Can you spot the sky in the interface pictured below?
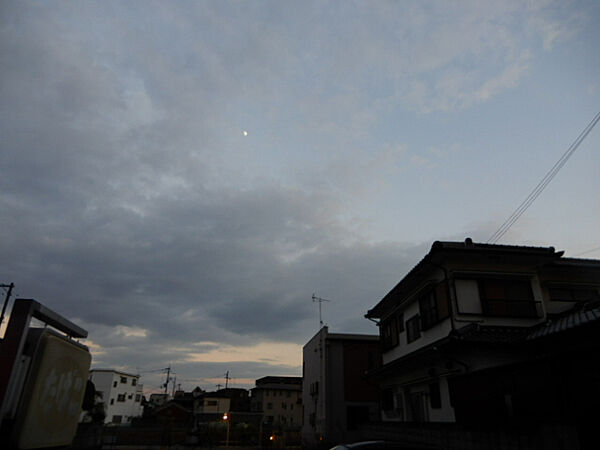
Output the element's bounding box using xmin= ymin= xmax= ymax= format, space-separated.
xmin=1 ymin=0 xmax=599 ymax=393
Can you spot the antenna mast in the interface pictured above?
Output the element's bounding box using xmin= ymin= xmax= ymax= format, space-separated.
xmin=312 ymin=293 xmax=331 ymax=328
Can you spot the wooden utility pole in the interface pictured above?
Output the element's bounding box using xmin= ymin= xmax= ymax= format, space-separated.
xmin=163 ymin=367 xmax=171 ymax=395
xmin=0 ymin=283 xmax=14 ymax=329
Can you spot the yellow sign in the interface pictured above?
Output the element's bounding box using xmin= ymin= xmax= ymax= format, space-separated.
xmin=15 ymin=330 xmax=91 ymax=449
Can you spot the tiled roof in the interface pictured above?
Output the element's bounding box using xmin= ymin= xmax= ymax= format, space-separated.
xmin=453 ymin=324 xmax=530 ymax=343
xmin=366 ymin=239 xmax=562 ymax=319
xmin=453 ymin=305 xmax=600 ymax=344
xmin=526 ymin=306 xmax=600 ymax=340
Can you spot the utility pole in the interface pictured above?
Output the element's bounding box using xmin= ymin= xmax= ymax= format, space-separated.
xmin=312 ymin=293 xmax=331 ymax=328
xmin=224 ymin=371 xmax=231 ymax=389
xmin=163 ymin=367 xmax=171 ymax=395
xmin=171 ymin=375 xmax=177 ymax=397
xmin=0 ymin=283 xmax=14 ymax=329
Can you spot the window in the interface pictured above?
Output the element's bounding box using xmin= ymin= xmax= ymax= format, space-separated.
xmin=132 ymin=378 xmax=137 ymax=386
xmin=206 ymin=400 xmax=217 ymax=406
xmin=112 ymin=415 xmax=122 ymax=424
xmin=281 ymin=402 xmax=287 ymax=409
xmin=419 ymin=283 xmax=450 ymax=330
xmin=267 ymin=402 xmax=273 ymax=410
xmin=286 ymin=391 xmax=291 ymax=398
xmin=381 ymin=312 xmax=403 ymax=350
xmin=135 ymin=394 xmax=141 ymax=402
xmin=406 ymin=314 xmax=421 ymax=343
xmin=549 ymin=286 xmax=599 ymax=302
xmin=120 ymin=376 xmax=127 ymax=384
xmin=479 ymin=278 xmax=537 ymax=317
xmin=429 ymin=382 xmax=441 ymax=409
xmin=395 ymin=392 xmax=404 ymax=420
xmin=382 ymin=388 xmax=394 ymax=411
xmin=110 ymin=399 xmax=114 ymax=405
xmin=419 ymin=290 xmax=438 ymax=330
xmin=128 ymin=394 xmax=133 ymax=400
xmin=113 ymin=381 xmax=118 ymax=388
xmin=117 ymin=394 xmax=126 ymax=402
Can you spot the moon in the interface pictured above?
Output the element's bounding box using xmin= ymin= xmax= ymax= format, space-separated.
xmin=243 ymin=130 xmax=248 ymax=136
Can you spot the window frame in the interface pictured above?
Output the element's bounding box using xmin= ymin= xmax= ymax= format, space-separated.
xmin=478 ymin=277 xmax=539 ymax=318
xmin=406 ymin=314 xmax=421 ymax=343
xmin=419 ymin=290 xmax=438 ymax=330
xmin=429 ymin=382 xmax=441 ymax=409
xmin=454 ymin=275 xmax=540 ymax=318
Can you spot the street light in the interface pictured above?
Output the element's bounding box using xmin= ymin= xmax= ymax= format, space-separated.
xmin=223 ymin=412 xmax=230 ymax=449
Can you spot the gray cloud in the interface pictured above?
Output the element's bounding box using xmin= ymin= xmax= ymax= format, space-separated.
xmin=1 ymin=0 xmax=593 ymax=389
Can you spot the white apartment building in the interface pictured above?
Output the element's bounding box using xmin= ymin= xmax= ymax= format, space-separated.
xmin=88 ymin=369 xmax=143 ymax=425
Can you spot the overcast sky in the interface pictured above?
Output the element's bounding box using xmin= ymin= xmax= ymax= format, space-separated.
xmin=1 ymin=0 xmax=599 ymax=392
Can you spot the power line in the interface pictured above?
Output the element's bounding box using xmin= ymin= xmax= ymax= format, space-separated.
xmin=574 ymin=245 xmax=600 ymax=257
xmin=488 ymin=110 xmax=600 ymax=244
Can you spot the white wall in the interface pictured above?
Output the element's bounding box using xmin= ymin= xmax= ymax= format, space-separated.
xmin=382 ymin=298 xmax=452 ymax=365
xmin=89 ymin=371 xmax=142 ymax=424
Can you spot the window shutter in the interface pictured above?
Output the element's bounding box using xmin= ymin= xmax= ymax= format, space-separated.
xmin=436 ymin=281 xmax=450 ymax=319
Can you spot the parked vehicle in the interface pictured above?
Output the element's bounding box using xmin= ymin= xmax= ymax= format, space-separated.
xmin=330 ymin=441 xmax=388 ymax=449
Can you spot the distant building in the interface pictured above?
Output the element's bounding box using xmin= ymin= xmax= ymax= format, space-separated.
xmin=251 ymin=376 xmax=302 ymax=428
xmin=148 ymin=393 xmax=168 ymax=408
xmin=195 ymin=391 xmax=230 ymax=414
xmin=365 ymin=239 xmax=600 ymax=447
xmin=88 ymin=369 xmax=143 ymax=425
xmin=193 ymin=387 xmax=251 ymax=429
xmin=302 ymin=327 xmax=380 ymax=447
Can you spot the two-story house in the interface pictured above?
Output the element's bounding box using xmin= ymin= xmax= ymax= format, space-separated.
xmin=365 ymin=239 xmax=600 ymax=434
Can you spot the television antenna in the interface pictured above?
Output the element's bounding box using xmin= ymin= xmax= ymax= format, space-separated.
xmin=312 ymin=293 xmax=331 ymax=328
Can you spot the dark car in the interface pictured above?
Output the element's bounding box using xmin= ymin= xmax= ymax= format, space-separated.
xmin=330 ymin=441 xmax=389 ymax=449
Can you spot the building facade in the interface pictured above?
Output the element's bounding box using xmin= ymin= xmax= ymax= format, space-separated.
xmin=302 ymin=327 xmax=380 ymax=448
xmin=88 ymin=369 xmax=143 ymax=425
xmin=365 ymin=239 xmax=600 ymax=445
xmin=251 ymin=376 xmax=302 ymax=428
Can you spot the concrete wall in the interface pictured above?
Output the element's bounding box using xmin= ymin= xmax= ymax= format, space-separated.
xmin=302 ymin=327 xmax=326 ymax=447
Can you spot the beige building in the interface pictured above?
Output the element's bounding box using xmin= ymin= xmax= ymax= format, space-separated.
xmin=251 ymin=376 xmax=302 ymax=428
xmin=196 ymin=393 xmax=230 ymax=414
